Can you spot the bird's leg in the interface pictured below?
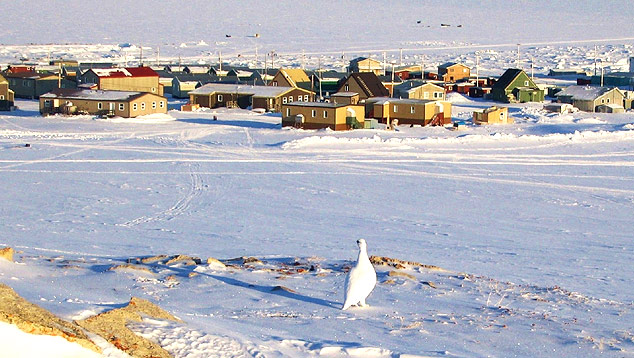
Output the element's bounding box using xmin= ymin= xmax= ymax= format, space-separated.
xmin=358 ymin=299 xmax=367 ymax=307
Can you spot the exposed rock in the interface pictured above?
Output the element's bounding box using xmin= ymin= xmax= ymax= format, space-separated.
xmin=108 ymin=264 xmax=153 ymax=274
xmin=0 ymin=284 xmax=100 ymax=353
xmin=271 ymin=285 xmax=297 ymax=294
xmin=0 ymin=247 xmax=14 ymax=262
xmin=126 ymin=255 xmax=169 ymax=265
xmin=165 ymin=255 xmax=202 ymax=266
xmin=370 ymin=255 xmax=445 ymax=271
xmin=388 ymin=270 xmax=417 ymax=281
xmin=423 ymin=281 xmax=437 ymax=289
xmin=243 ymin=257 xmax=262 ymax=264
xmin=76 ymin=297 xmax=182 ymax=358
xmin=382 ymin=279 xmax=397 ymax=285
xmin=206 ymin=257 xmax=226 ymax=268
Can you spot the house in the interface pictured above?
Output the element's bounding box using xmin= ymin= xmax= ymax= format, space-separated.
xmin=4 ymin=72 xmax=76 ymax=99
xmin=0 ymin=74 xmax=15 ymax=110
xmin=171 ymin=74 xmax=224 ymax=98
xmin=188 ymin=83 xmax=314 ymax=112
xmin=281 ymin=102 xmax=366 ymax=130
xmin=590 ymin=72 xmax=634 ymax=87
xmin=543 ymin=103 xmax=575 ymax=114
xmin=393 ymin=80 xmax=445 ymax=100
xmin=379 ymin=74 xmax=403 ymax=96
xmin=338 ymin=72 xmax=389 ymax=101
xmin=311 ymin=70 xmax=347 ymax=99
xmin=473 ymin=106 xmax=513 ymax=125
xmin=490 ymin=68 xmax=545 ymax=103
xmin=438 ymin=62 xmax=470 ymax=82
xmin=39 ymin=88 xmax=167 ymax=118
xmin=268 ymin=68 xmax=311 ymax=89
xmin=366 ymin=98 xmax=452 ymax=126
xmin=348 ymin=57 xmax=383 ymax=75
xmin=183 ymin=65 xmax=211 ymax=74
xmin=330 ymin=92 xmax=360 ymax=105
xmin=80 ymin=67 xmax=163 ymax=96
xmin=555 ymin=85 xmax=625 ymax=112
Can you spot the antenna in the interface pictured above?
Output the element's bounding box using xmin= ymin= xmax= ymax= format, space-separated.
xmin=516 ymin=43 xmax=521 ymax=69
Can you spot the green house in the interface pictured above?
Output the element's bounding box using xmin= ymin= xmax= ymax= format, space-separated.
xmin=491 ymin=68 xmax=544 ymax=103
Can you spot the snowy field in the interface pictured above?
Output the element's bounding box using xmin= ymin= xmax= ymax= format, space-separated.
xmin=1 ymin=97 xmax=633 ymax=357
xmin=1 ymin=1 xmax=634 ymax=357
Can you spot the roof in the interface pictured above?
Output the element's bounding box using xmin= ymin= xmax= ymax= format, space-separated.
xmin=0 ymin=73 xmax=7 ymax=84
xmin=369 ymin=97 xmax=443 ymax=105
xmin=345 ymin=72 xmax=389 ymax=97
xmin=189 ymin=83 xmax=302 ymax=98
xmin=284 ymin=102 xmax=353 ymax=108
xmin=331 ymin=92 xmax=359 ymax=97
xmin=40 ymin=88 xmax=160 ymax=101
xmin=438 ymin=62 xmax=463 ymax=69
xmin=87 ymin=67 xmax=159 ymax=78
xmin=492 ymin=68 xmax=532 ymax=90
xmin=276 ymin=69 xmax=311 ymax=87
xmin=555 ymin=85 xmax=621 ymax=100
xmin=4 ymin=71 xmax=57 ymax=80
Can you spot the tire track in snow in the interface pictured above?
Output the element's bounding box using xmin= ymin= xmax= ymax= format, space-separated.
xmin=119 ymin=164 xmax=204 ymax=227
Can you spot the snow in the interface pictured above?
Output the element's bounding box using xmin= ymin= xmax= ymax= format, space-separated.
xmin=1 ymin=2 xmax=634 ymax=357
xmin=1 ymin=96 xmax=633 ymax=357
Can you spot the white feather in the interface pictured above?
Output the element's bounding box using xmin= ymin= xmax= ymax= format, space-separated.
xmin=342 ymin=239 xmax=377 ymax=310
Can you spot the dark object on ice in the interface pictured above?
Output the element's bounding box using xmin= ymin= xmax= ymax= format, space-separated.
xmin=225 ymin=34 xmax=231 ymax=38
xmin=440 ymin=23 xmax=450 ymax=27
xmin=24 ymin=143 xmax=30 ymax=148
xmin=213 ymin=115 xmax=218 ymax=121
xmin=416 ymin=20 xmax=421 ymax=24
xmin=457 ymin=24 xmax=463 ymax=28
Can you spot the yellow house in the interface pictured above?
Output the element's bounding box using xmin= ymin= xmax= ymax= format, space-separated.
xmin=367 ymin=98 xmax=452 ymax=126
xmin=473 ymin=106 xmax=513 ymax=124
xmin=0 ymin=73 xmax=15 ymax=110
xmin=330 ymin=92 xmax=360 ymax=105
xmin=438 ymin=62 xmax=471 ymax=82
xmin=269 ymin=69 xmax=311 ymax=88
xmin=282 ymin=102 xmax=365 ymax=130
xmin=39 ymin=88 xmax=167 ymax=118
xmin=348 ymin=57 xmax=383 ymax=75
xmin=80 ymin=67 xmax=163 ymax=96
xmin=393 ymin=81 xmax=445 ymax=100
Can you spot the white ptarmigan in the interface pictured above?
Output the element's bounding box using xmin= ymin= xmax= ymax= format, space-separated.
xmin=342 ymin=239 xmax=377 ymax=310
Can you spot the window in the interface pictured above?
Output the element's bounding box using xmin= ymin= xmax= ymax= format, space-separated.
xmin=607 ymin=98 xmax=610 ymax=103
xmin=410 ymin=106 xmax=415 ymax=114
xmin=289 ymin=96 xmax=293 ymax=102
xmin=434 ymin=92 xmax=442 ymax=99
xmin=152 ymin=101 xmax=157 ymax=109
xmin=304 ymin=95 xmax=309 ymax=101
xmin=286 ymin=108 xmax=290 ymax=116
xmin=272 ymin=81 xmax=278 ymax=86
xmin=133 ymin=103 xmax=138 ymax=111
xmin=217 ymin=94 xmax=223 ymax=101
xmin=97 ymin=102 xmax=102 ymax=110
xmin=323 ymin=110 xmax=328 ymax=118
xmin=151 ymin=87 xmax=156 ymax=93
xmin=159 ymin=101 xmax=164 ymax=108
xmin=296 ymin=96 xmax=302 ymax=102
xmin=44 ymin=99 xmax=51 ymax=107
xmin=0 ymin=95 xmax=3 ymax=100
xmin=311 ymin=109 xmax=316 ymax=117
xmin=141 ymin=102 xmax=146 ymax=110
xmin=283 ymin=97 xmax=287 ymax=104
xmin=463 ymin=68 xmax=468 ymax=73
xmin=344 ymin=84 xmax=349 ymax=91
xmin=423 ymin=92 xmax=429 ymax=99
xmin=393 ymin=105 xmax=398 ymax=113
xmin=524 ymin=81 xmax=529 ymax=86
xmin=23 ymin=80 xmax=28 ymax=86
xmin=118 ymin=103 xmax=124 ymax=111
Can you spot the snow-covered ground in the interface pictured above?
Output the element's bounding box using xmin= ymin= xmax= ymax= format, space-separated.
xmin=1 ymin=98 xmax=633 ymax=357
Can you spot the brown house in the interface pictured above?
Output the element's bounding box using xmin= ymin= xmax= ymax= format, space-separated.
xmin=189 ymin=83 xmax=314 ymax=112
xmin=0 ymin=74 xmax=15 ymax=110
xmin=366 ymin=98 xmax=452 ymax=126
xmin=438 ymin=62 xmax=471 ymax=82
xmin=80 ymin=67 xmax=163 ymax=96
xmin=282 ymin=102 xmax=365 ymax=130
xmin=338 ymin=72 xmax=389 ymax=101
xmin=330 ymin=92 xmax=360 ymax=105
xmin=39 ymin=88 xmax=167 ymax=118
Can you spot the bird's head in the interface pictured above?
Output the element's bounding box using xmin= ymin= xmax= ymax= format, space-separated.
xmin=356 ymin=239 xmax=367 ymax=250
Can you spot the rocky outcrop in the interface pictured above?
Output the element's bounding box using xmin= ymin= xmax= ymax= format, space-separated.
xmin=0 ymin=284 xmax=101 ymax=353
xmin=0 ymin=247 xmax=14 ymax=261
xmin=75 ymin=297 xmax=182 ymax=358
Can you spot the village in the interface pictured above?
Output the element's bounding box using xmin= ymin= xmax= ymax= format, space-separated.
xmin=2 ymin=46 xmax=634 ymax=131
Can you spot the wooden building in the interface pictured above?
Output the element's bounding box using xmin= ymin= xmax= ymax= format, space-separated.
xmin=438 ymin=62 xmax=471 ymax=82
xmin=330 ymin=92 xmax=360 ymax=105
xmin=269 ymin=69 xmax=311 ymax=88
xmin=188 ymin=83 xmax=314 ymax=112
xmin=338 ymin=72 xmax=389 ymax=101
xmin=4 ymin=72 xmax=76 ymax=99
xmin=366 ymin=98 xmax=452 ymax=126
xmin=39 ymin=88 xmax=167 ymax=118
xmin=348 ymin=57 xmax=383 ymax=75
xmin=281 ymin=102 xmax=365 ymax=130
xmin=80 ymin=67 xmax=163 ymax=96
xmin=491 ymin=68 xmax=544 ymax=103
xmin=473 ymin=106 xmax=512 ymax=125
xmin=0 ymin=73 xmax=15 ymax=110
xmin=555 ymin=85 xmax=625 ymax=112
xmin=393 ymin=80 xmax=445 ymax=100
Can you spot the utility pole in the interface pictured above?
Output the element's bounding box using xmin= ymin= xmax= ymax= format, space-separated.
xmin=219 ymin=51 xmax=222 ymax=73
xmin=383 ymin=52 xmax=387 ymax=76
xmin=390 ymin=62 xmax=395 ymax=97
xmin=475 ymin=52 xmax=480 ymax=85
xmin=420 ymin=54 xmax=424 ymax=80
xmin=530 ymin=56 xmax=534 ymax=80
xmin=58 ymin=61 xmax=62 ymax=88
xmin=318 ymin=56 xmax=323 ymax=100
xmin=139 ymin=44 xmax=143 ymax=66
xmin=399 ymin=48 xmax=403 ymax=66
xmin=156 ymin=47 xmax=160 ymax=66
xmin=264 ymin=53 xmax=268 ymax=85
xmin=301 ymin=49 xmax=305 ymax=70
xmin=516 ymin=43 xmax=521 ymax=69
xmin=594 ymin=45 xmax=598 ymax=76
